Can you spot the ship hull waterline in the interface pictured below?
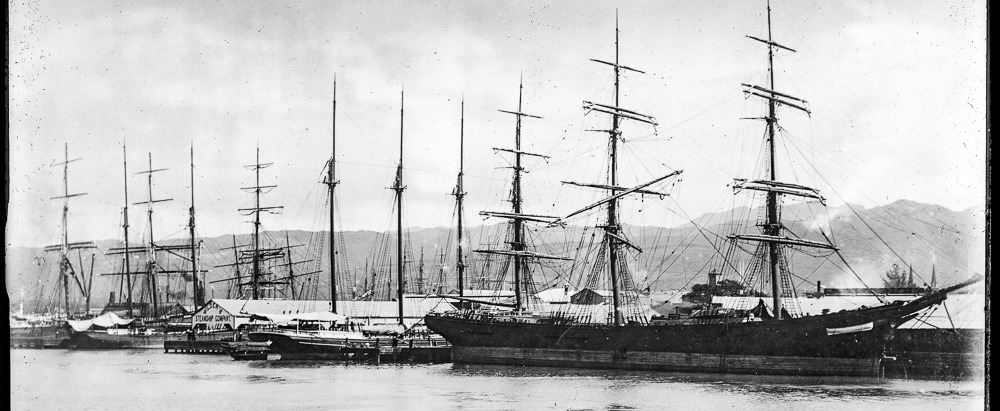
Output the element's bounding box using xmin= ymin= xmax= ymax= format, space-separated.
xmin=425 ymin=296 xmax=949 ymax=377
xmin=63 ymin=331 xmax=169 ymax=350
xmin=250 ymin=331 xmax=453 ymax=363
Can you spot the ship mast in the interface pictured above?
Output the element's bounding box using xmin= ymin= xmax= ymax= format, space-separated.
xmin=575 ymin=13 xmax=660 ymax=326
xmin=418 ymin=248 xmax=425 ymax=294
xmin=230 ymin=236 xmax=241 ymax=298
xmin=285 ymin=233 xmax=296 ymax=299
xmin=189 ymin=145 xmax=201 ymax=310
xmin=511 ymin=81 xmax=525 ymax=311
xmin=392 ymin=88 xmax=406 ymax=325
xmin=763 ymin=0 xmax=781 ymax=320
xmin=452 ymin=99 xmax=467 ymax=297
xmin=253 ymin=148 xmax=261 ymax=299
xmin=477 ymin=77 xmax=565 ymax=312
xmin=238 ymin=146 xmax=283 ymax=300
xmin=326 ymin=77 xmax=341 ymax=313
xmin=607 ymin=14 xmax=624 ymax=326
xmin=135 ymin=153 xmax=171 ymax=316
xmin=731 ymin=0 xmax=827 ymax=320
xmin=48 ymin=143 xmax=94 ymax=318
xmin=122 ymin=144 xmax=133 ymax=317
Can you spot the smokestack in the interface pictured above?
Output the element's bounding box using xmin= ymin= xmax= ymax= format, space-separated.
xmin=816 ymin=281 xmax=822 ymax=294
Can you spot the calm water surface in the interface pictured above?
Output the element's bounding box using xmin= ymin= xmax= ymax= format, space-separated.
xmin=10 ymin=349 xmax=984 ymax=410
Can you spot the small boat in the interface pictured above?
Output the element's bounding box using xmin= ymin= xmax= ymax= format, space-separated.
xmin=222 ymin=340 xmax=273 ymax=361
xmin=64 ymin=313 xmax=168 ymax=349
xmin=9 ymin=311 xmax=71 ymax=349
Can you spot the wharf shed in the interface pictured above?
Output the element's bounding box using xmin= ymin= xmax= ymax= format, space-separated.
xmin=191 ymin=298 xmax=455 ymax=331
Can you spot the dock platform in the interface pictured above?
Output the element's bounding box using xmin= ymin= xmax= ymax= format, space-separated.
xmin=163 ymin=340 xmax=228 ymax=354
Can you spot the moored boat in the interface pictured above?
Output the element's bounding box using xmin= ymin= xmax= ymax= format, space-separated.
xmin=426 ymin=278 xmax=979 ymax=375
xmin=249 ymin=82 xmax=451 ymax=363
xmin=64 ymin=312 xmax=169 ymax=349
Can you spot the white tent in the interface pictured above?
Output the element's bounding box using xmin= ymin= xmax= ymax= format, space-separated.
xmin=67 ymin=312 xmax=135 ymax=332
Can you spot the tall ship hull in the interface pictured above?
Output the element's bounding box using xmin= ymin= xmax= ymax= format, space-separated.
xmin=249 ymin=330 xmax=376 ymax=361
xmin=427 ymin=288 xmax=966 ymax=377
xmin=250 ymin=329 xmax=452 ymax=363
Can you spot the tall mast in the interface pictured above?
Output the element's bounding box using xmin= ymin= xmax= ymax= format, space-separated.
xmin=61 ymin=145 xmax=71 ymax=316
xmin=512 ymin=79 xmax=525 ymax=311
xmin=418 ymin=248 xmax=425 ymax=294
xmin=189 ymin=145 xmax=200 ymax=310
xmin=253 ymin=147 xmax=261 ymax=299
xmin=231 ymin=235 xmax=241 ymax=298
xmin=454 ymin=98 xmax=466 ymax=296
xmin=285 ymin=233 xmax=296 ymax=300
xmin=479 ymin=77 xmax=563 ymax=312
xmin=135 ymin=153 xmax=170 ymax=317
xmin=236 ymin=146 xmax=281 ymax=299
xmin=327 ymin=77 xmax=340 ymax=313
xmin=393 ymin=88 xmax=406 ymax=325
xmin=764 ymin=0 xmax=781 ymax=320
xmin=606 ymin=13 xmax=623 ymax=326
xmin=50 ymin=143 xmax=89 ymax=317
xmin=122 ymin=143 xmax=133 ymax=317
xmin=735 ymin=0 xmax=817 ymax=320
xmin=577 ymin=11 xmax=660 ymax=325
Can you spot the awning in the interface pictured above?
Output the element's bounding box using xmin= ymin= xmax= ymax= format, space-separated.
xmin=68 ymin=312 xmax=135 ymax=332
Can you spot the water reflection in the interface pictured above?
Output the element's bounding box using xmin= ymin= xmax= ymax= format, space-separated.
xmin=445 ymin=363 xmax=982 ymax=402
xmin=11 ymin=350 xmax=984 ymax=411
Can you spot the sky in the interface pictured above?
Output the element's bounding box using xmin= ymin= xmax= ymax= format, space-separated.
xmin=7 ymin=0 xmax=987 ymax=248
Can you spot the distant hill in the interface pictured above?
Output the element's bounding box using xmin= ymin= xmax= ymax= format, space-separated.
xmin=6 ymin=200 xmax=985 ymax=312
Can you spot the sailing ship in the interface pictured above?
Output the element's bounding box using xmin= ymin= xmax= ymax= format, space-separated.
xmin=64 ymin=146 xmax=203 ymax=349
xmin=9 ymin=144 xmax=95 ymax=349
xmin=425 ymin=6 xmax=982 ymax=377
xmin=247 ymin=79 xmax=371 ymax=360
xmin=251 ymin=83 xmax=451 ymax=362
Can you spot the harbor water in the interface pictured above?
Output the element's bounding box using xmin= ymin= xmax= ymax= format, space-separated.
xmin=11 ymin=349 xmax=984 ymax=410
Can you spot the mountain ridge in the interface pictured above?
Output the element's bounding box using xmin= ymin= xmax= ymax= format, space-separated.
xmin=6 ymin=199 xmax=985 ymax=312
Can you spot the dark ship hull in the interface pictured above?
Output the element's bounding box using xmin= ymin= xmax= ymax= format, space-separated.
xmin=250 ymin=331 xmax=452 ymax=363
xmin=426 ymin=284 xmax=969 ymax=377
xmin=249 ymin=331 xmax=377 ymax=361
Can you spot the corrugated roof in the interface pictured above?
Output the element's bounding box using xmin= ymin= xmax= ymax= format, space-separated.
xmin=202 ymin=298 xmax=455 ymax=320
